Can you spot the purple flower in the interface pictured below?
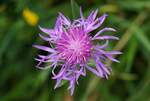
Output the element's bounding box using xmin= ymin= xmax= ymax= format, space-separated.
xmin=33 ymin=8 xmax=121 ymax=95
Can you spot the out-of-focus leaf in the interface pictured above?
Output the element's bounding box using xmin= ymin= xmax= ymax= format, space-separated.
xmin=80 ymin=77 xmax=99 ymax=101
xmin=118 ymin=73 xmax=137 ymax=81
xmin=110 ymin=13 xmax=149 ymax=54
xmin=100 ymin=4 xmax=119 ymax=13
xmin=37 ymin=88 xmax=50 ymax=101
xmin=117 ymin=1 xmax=150 ymax=11
xmin=128 ymin=62 xmax=150 ymax=101
xmin=1 ymin=70 xmax=50 ymax=101
xmin=70 ymin=0 xmax=80 ymax=19
xmin=134 ymin=27 xmax=150 ymax=54
xmin=0 ymin=4 xmax=6 ymax=12
xmin=125 ymin=38 xmax=137 ymax=72
xmin=0 ymin=20 xmax=23 ymax=63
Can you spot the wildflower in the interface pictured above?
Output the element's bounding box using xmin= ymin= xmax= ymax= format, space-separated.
xmin=23 ymin=8 xmax=39 ymax=26
xmin=33 ymin=8 xmax=121 ymax=95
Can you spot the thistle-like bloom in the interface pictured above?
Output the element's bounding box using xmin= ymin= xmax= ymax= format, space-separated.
xmin=33 ymin=9 xmax=121 ymax=95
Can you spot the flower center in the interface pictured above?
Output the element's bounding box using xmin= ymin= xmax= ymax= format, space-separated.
xmin=68 ymin=40 xmax=82 ymax=52
xmin=56 ymin=27 xmax=92 ymax=64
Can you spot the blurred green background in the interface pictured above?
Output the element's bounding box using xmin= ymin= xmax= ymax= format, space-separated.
xmin=0 ymin=0 xmax=150 ymax=101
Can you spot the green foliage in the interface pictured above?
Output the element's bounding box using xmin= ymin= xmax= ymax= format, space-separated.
xmin=0 ymin=0 xmax=150 ymax=101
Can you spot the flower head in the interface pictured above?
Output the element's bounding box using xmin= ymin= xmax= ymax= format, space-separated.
xmin=33 ymin=8 xmax=121 ymax=95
